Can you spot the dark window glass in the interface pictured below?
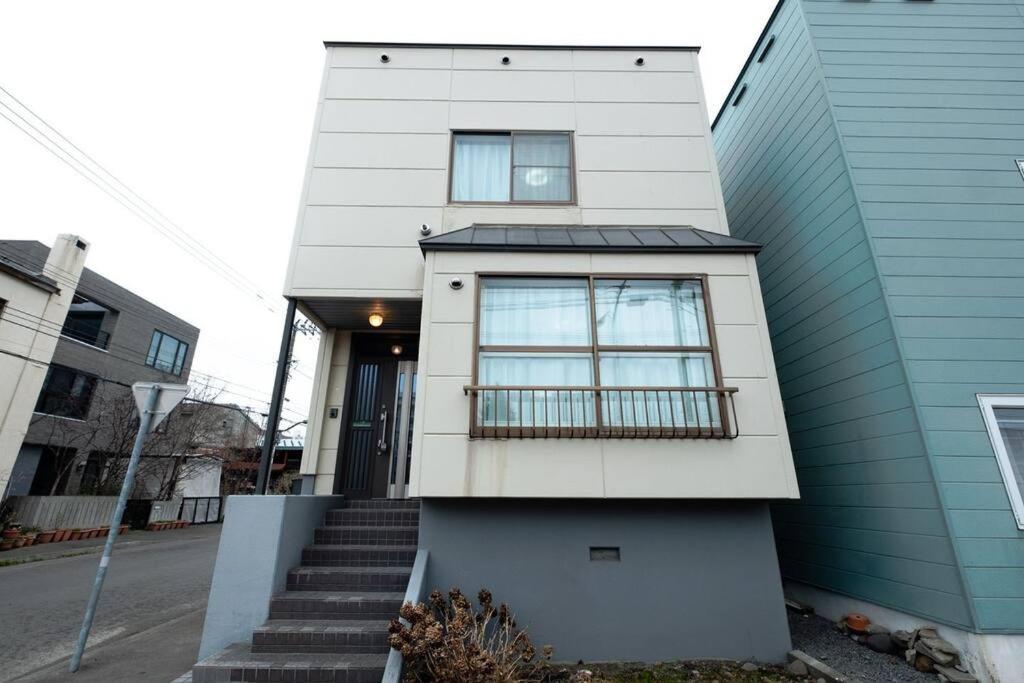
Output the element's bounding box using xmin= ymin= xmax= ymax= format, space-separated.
xmin=35 ymin=365 xmax=97 ymax=419
xmin=146 ymin=330 xmax=189 ymax=375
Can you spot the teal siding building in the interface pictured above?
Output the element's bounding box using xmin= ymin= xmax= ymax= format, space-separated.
xmin=713 ymin=1 xmax=1024 ymax=678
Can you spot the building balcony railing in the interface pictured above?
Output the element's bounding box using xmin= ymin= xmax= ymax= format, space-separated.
xmin=60 ymin=325 xmax=111 ymax=350
xmin=463 ymin=385 xmax=739 ymax=439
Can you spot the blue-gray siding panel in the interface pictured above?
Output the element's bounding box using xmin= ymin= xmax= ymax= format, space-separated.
xmin=713 ymin=0 xmax=974 ymax=631
xmin=805 ymin=0 xmax=1024 ymax=632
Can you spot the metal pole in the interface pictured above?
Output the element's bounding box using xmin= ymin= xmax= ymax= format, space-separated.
xmin=69 ymin=384 xmax=160 ymax=673
xmin=256 ymin=298 xmax=296 ymax=495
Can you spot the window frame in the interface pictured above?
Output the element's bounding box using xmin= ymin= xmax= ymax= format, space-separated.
xmin=34 ymin=363 xmax=98 ymax=421
xmin=978 ymin=394 xmax=1024 ymax=530
xmin=448 ymin=130 xmax=577 ymax=205
xmin=470 ymin=272 xmax=728 ymax=437
xmin=146 ymin=329 xmax=189 ymax=376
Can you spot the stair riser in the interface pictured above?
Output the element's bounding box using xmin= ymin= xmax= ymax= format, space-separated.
xmin=191 ymin=664 xmax=384 ymax=682
xmin=288 ymin=573 xmax=410 ymax=593
xmin=302 ymin=547 xmax=416 ymax=568
xmin=269 ymin=600 xmax=404 ymax=621
xmin=341 ymin=500 xmax=419 ymax=510
xmin=325 ymin=510 xmax=420 ymax=526
xmin=253 ymin=631 xmax=389 ymax=655
xmin=314 ymin=528 xmax=418 ymax=546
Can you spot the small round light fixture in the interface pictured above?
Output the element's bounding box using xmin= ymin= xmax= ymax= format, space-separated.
xmin=380 ymin=53 xmax=390 ymax=63
xmin=368 ymin=312 xmax=384 ymax=328
xmin=635 ymin=56 xmax=645 ymax=67
xmin=501 ymin=56 xmax=511 ymax=65
xmin=391 ymin=344 xmax=403 ymax=356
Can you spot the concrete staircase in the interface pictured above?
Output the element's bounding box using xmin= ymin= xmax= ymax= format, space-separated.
xmin=186 ymin=499 xmax=420 ymax=683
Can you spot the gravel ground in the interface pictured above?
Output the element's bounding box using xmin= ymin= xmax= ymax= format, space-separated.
xmin=788 ymin=611 xmax=936 ymax=683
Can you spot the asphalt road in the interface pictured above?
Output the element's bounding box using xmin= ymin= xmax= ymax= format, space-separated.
xmin=0 ymin=524 xmax=221 ymax=682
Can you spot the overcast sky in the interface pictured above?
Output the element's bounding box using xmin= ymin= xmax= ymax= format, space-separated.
xmin=0 ymin=0 xmax=777 ymax=436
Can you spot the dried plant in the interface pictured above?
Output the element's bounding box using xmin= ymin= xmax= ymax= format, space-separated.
xmin=388 ymin=587 xmax=553 ymax=682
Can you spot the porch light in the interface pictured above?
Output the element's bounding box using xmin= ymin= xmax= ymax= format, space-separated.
xmin=368 ymin=312 xmax=384 ymax=328
xmin=391 ymin=344 xmax=403 ymax=356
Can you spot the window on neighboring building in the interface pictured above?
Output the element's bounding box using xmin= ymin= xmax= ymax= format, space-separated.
xmin=35 ymin=364 xmax=97 ymax=420
xmin=61 ymin=294 xmax=113 ymax=349
xmin=146 ymin=330 xmax=189 ymax=375
xmin=979 ymin=395 xmax=1024 ymax=530
xmin=450 ymin=131 xmax=573 ymax=203
xmin=475 ymin=276 xmax=722 ymax=432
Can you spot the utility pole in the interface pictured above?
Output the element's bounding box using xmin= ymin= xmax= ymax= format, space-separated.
xmin=256 ymin=298 xmax=297 ymax=495
xmin=70 ymin=382 xmax=187 ymax=673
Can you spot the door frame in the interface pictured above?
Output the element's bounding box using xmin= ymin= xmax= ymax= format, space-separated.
xmin=332 ymin=333 xmax=419 ymax=496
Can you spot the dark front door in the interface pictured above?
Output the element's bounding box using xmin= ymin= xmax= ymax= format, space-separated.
xmin=338 ymin=335 xmax=418 ymax=499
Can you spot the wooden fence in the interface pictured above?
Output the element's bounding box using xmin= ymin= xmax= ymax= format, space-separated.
xmin=7 ymin=495 xmax=182 ymax=530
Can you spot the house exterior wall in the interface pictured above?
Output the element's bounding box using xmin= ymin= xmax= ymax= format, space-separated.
xmin=0 ymin=235 xmax=88 ymax=497
xmin=284 ymin=45 xmax=727 ymax=304
xmin=713 ymin=0 xmax=1024 ymax=642
xmin=411 ymin=249 xmax=798 ymax=499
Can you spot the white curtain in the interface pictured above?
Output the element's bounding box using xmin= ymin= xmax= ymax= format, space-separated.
xmin=479 ymin=353 xmax=594 ymax=427
xmin=595 ymin=279 xmax=708 ymax=346
xmin=480 ymin=278 xmax=591 ymax=346
xmin=512 ymin=133 xmax=571 ymax=201
xmin=600 ymin=353 xmax=719 ymax=428
xmin=451 ymin=134 xmax=510 ymax=201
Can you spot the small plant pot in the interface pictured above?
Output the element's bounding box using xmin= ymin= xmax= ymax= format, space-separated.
xmin=176 ymin=521 xmax=185 ymax=529
xmin=69 ymin=530 xmax=83 ymax=541
xmin=146 ymin=523 xmax=158 ymax=531
xmin=57 ymin=529 xmax=70 ymax=542
xmin=101 ymin=527 xmax=110 ymax=537
xmin=23 ymin=534 xmax=37 ymax=546
xmin=119 ymin=525 xmax=130 ymax=534
xmin=37 ymin=531 xmax=56 ymax=544
xmin=2 ymin=528 xmax=20 ymax=540
xmin=0 ymin=538 xmax=14 ymax=551
xmin=12 ymin=537 xmax=26 ymax=548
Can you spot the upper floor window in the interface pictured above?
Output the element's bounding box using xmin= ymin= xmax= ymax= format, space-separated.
xmin=979 ymin=395 xmax=1024 ymax=530
xmin=147 ymin=330 xmax=188 ymax=375
xmin=61 ymin=294 xmax=112 ymax=350
xmin=472 ymin=276 xmax=731 ymax=437
xmin=450 ymin=131 xmax=573 ymax=204
xmin=35 ymin=364 xmax=97 ymax=420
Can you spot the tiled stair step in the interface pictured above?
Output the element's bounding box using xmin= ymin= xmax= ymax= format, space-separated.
xmin=325 ymin=508 xmax=420 ymax=526
xmin=191 ymin=642 xmax=386 ymax=683
xmin=252 ymin=620 xmax=390 ymax=655
xmin=314 ymin=525 xmax=418 ymax=546
xmin=302 ymin=544 xmax=417 ymax=568
xmin=269 ymin=591 xmax=405 ymax=621
xmin=341 ymin=499 xmax=420 ymax=510
xmin=288 ymin=566 xmax=412 ymax=592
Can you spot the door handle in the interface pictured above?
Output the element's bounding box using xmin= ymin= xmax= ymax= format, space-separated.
xmin=376 ymin=404 xmax=388 ymax=454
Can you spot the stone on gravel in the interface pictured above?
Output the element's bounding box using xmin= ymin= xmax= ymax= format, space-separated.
xmin=914 ymin=654 xmax=936 ymax=673
xmin=916 ymin=639 xmax=956 ymax=665
xmin=786 ymin=660 xmax=809 ymax=676
xmin=934 ymin=665 xmax=978 ymax=683
xmin=892 ymin=630 xmax=913 ymax=649
xmin=866 ymin=633 xmax=894 ymax=653
xmin=740 ymin=662 xmax=758 ymax=672
xmin=866 ymin=623 xmax=891 ymax=635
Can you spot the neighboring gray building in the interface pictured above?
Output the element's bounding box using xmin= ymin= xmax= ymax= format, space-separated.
xmin=0 ymin=240 xmax=200 ymax=497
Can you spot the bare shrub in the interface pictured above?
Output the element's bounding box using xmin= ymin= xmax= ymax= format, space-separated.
xmin=388 ymin=587 xmax=552 ymax=682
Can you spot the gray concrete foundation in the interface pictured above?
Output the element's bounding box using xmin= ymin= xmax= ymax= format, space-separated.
xmin=419 ymin=498 xmax=792 ymax=663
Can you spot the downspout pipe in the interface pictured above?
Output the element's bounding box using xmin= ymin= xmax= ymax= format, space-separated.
xmin=256 ymin=298 xmax=297 ymax=494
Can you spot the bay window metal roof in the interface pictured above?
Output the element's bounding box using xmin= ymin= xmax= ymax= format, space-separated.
xmin=419 ymin=225 xmax=761 ymax=255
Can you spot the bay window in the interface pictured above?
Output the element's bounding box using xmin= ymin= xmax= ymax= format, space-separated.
xmin=472 ymin=275 xmax=730 ymax=437
xmin=450 ymin=132 xmax=573 ymax=203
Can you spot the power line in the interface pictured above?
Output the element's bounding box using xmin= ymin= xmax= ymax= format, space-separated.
xmin=0 ymin=87 xmax=280 ymax=312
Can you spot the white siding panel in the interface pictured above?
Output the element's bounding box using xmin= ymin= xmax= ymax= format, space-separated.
xmin=576 ymin=136 xmax=711 ymax=172
xmin=306 ymin=168 xmax=446 ymax=206
xmin=449 ymin=101 xmax=575 ymax=131
xmin=325 ymin=68 xmax=451 ymax=100
xmin=442 ymin=205 xmax=582 ymax=230
xmin=290 ymin=246 xmax=424 ymax=292
xmin=451 ymin=70 xmax=573 ymax=102
xmin=578 ymin=171 xmax=718 ymax=209
xmin=424 ymin=323 xmax=474 ymax=376
xmin=453 ymin=49 xmax=573 ymax=70
xmin=427 ymin=273 xmax=477 ymax=324
xmin=717 ymin=325 xmax=769 ymax=379
xmin=313 ymin=133 xmax=449 ymax=168
xmin=300 ymin=206 xmax=444 ymax=247
xmin=320 ymin=100 xmax=450 ymax=133
xmin=708 ymin=275 xmax=758 ymax=325
xmin=574 ymin=71 xmax=700 ymax=103
xmin=329 ymin=46 xmax=453 ymax=69
xmin=571 ymin=49 xmax=695 ymax=72
xmin=576 ymin=103 xmax=706 ymax=136
xmin=580 ymin=208 xmax=723 ymax=230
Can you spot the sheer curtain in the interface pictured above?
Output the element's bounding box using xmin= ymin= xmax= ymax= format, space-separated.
xmin=595 ymin=279 xmax=708 ymax=346
xmin=479 ymin=353 xmax=595 ymax=427
xmin=480 ymin=278 xmax=591 ymax=346
xmin=600 ymin=353 xmax=719 ymax=428
xmin=451 ymin=134 xmax=510 ymax=202
xmin=512 ymin=133 xmax=571 ymax=201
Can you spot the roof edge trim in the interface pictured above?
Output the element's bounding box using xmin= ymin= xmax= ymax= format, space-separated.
xmin=324 ymin=41 xmax=700 ymax=52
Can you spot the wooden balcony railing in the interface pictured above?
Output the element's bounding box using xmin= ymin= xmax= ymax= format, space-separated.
xmin=463 ymin=385 xmax=739 ymax=439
